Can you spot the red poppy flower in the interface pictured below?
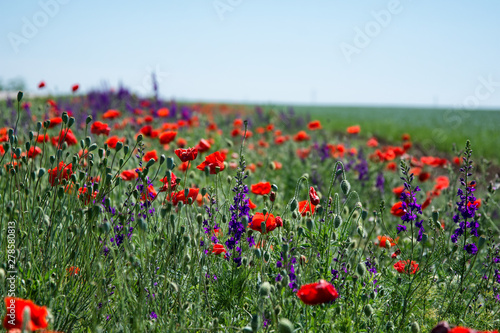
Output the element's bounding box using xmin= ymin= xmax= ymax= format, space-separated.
xmin=36 ymin=134 xmax=50 ymax=143
xmin=251 ymin=182 xmax=271 ymax=195
xmin=176 ymin=138 xmax=187 ymax=148
xmin=296 ymin=280 xmax=339 ymax=305
xmin=144 ymin=150 xmax=158 ymax=162
xmin=159 ymin=173 xmax=177 ymax=192
xmin=402 ymin=133 xmax=411 ymax=141
xmin=106 ymin=136 xmax=125 ymax=149
xmin=141 ymin=185 xmax=157 ymax=201
xmin=48 ymin=162 xmax=73 ymax=186
xmin=27 ymin=147 xmax=42 ymax=158
xmin=308 ymin=120 xmax=322 ymax=130
xmin=120 ymin=169 xmax=138 ymax=181
xmin=309 ymin=187 xmax=320 ymax=206
xmin=467 ymin=199 xmax=481 ymax=209
xmin=170 ymin=188 xmax=199 ymax=205
xmin=386 ymin=162 xmax=397 ymax=171
xmin=346 ymin=125 xmax=360 ymax=134
xmin=144 ymin=115 xmax=153 ymax=123
xmin=248 ymin=199 xmax=257 ymax=209
xmin=103 ymin=109 xmax=122 ymax=119
xmin=453 ymin=156 xmax=461 ymax=166
xmin=274 ymin=136 xmax=287 ymax=145
xmin=3 ymin=297 xmax=48 ymax=331
xmin=91 ymin=121 xmax=110 ymax=136
xmin=393 ymin=260 xmax=419 ymax=274
xmin=434 ymin=176 xmax=450 ymax=191
xmin=158 ymin=131 xmax=177 ymax=145
xmin=390 ymin=202 xmax=405 ymax=217
xmin=197 ymin=151 xmax=225 ymax=174
xmin=52 ymin=128 xmax=77 ymax=147
xmin=196 ymin=139 xmax=211 ymax=153
xmin=38 ymin=81 xmax=46 ymax=89
xmin=71 ymin=84 xmax=79 ymax=92
xmin=376 ymin=235 xmax=399 ymax=248
xmin=392 ymin=186 xmax=406 ymax=198
xmin=175 ymin=147 xmax=198 ymax=162
xmin=293 ymin=131 xmax=310 ymax=142
xmin=48 ymin=117 xmax=63 ymax=129
xmin=157 ymin=107 xmax=170 ymax=117
xmin=366 ymin=137 xmax=379 ymax=147
xmin=249 ymin=212 xmax=280 ymax=234
xmin=298 ymin=200 xmax=315 ymax=216
xmin=212 ymin=244 xmax=226 ymax=255
xmin=296 ymin=148 xmax=311 ymax=159
xmin=419 ymin=172 xmax=431 ymax=182
xmin=403 ymin=141 xmax=412 ymax=150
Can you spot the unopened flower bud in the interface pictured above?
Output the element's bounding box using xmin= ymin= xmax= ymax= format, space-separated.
xmin=340 ymin=179 xmax=351 ymax=195
xmin=270 ymin=191 xmax=276 ymax=202
xmin=363 ymin=304 xmax=373 ymax=317
xmin=259 ymin=282 xmax=271 ymax=297
xmin=411 ymin=322 xmax=420 ymax=333
xmin=278 ymin=318 xmax=294 ymax=333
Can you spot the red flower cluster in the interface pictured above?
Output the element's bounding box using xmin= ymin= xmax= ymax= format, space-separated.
xmin=393 ymin=260 xmax=419 ymax=274
xmin=48 ymin=162 xmax=73 ymax=186
xmin=91 ymin=121 xmax=110 ymax=136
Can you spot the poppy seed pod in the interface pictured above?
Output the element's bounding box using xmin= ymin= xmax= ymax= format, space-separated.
xmin=340 ymin=179 xmax=350 ymax=195
xmin=278 ymin=318 xmax=294 ymax=333
xmin=259 ymin=281 xmax=271 ymax=297
xmin=363 ymin=304 xmax=373 ymax=317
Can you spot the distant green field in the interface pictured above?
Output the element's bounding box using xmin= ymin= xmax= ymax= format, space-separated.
xmin=287 ymin=105 xmax=500 ymax=164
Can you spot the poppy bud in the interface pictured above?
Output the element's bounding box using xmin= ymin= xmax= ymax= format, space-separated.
xmin=361 ymin=210 xmax=368 ymax=220
xmin=227 ymin=175 xmax=232 ymax=184
xmin=136 ymin=134 xmax=143 ymax=143
xmin=183 ymin=234 xmax=190 ymax=244
xmin=478 ymin=236 xmax=486 ymax=248
xmin=276 ymin=216 xmax=283 ymax=227
xmin=272 ymin=184 xmax=278 ymax=191
xmin=334 ymin=215 xmax=342 ymax=228
xmin=292 ymin=211 xmax=299 ymax=220
xmin=17 ymin=91 xmax=23 ymax=102
xmin=270 ymin=191 xmax=276 ymax=202
xmin=432 ymin=210 xmax=439 ymax=223
xmin=282 ymin=243 xmax=289 ymax=253
xmin=315 ymin=205 xmax=324 ymax=215
xmin=306 ymin=218 xmax=314 ymax=231
xmin=357 ymin=263 xmax=366 ymax=276
xmin=290 ymin=198 xmax=298 ymax=211
xmin=68 ymin=117 xmax=75 ymax=128
xmin=146 ymin=158 xmax=156 ymax=168
xmin=363 ymin=304 xmax=373 ymax=317
xmin=86 ymin=115 xmax=93 ymax=124
xmin=340 ymin=179 xmax=350 ymax=195
xmin=278 ymin=318 xmax=294 ymax=333
xmin=264 ymin=251 xmax=270 ymax=262
xmin=38 ymin=168 xmax=46 ymax=178
xmin=298 ymin=226 xmax=305 ymax=236
xmin=259 ymin=281 xmax=271 ymax=297
xmin=254 ymin=249 xmax=262 ymax=259
xmin=410 ymin=322 xmax=420 ymax=333
xmin=357 ymin=225 xmax=364 ymax=237
xmin=309 ymin=187 xmax=320 ymax=205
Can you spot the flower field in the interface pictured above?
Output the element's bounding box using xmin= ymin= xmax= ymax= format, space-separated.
xmin=1 ymin=85 xmax=499 ymax=332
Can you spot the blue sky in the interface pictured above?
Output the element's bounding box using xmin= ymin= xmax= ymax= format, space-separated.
xmin=1 ymin=0 xmax=500 ymax=108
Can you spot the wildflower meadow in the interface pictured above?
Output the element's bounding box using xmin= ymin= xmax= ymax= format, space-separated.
xmin=0 ymin=84 xmax=499 ymax=332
